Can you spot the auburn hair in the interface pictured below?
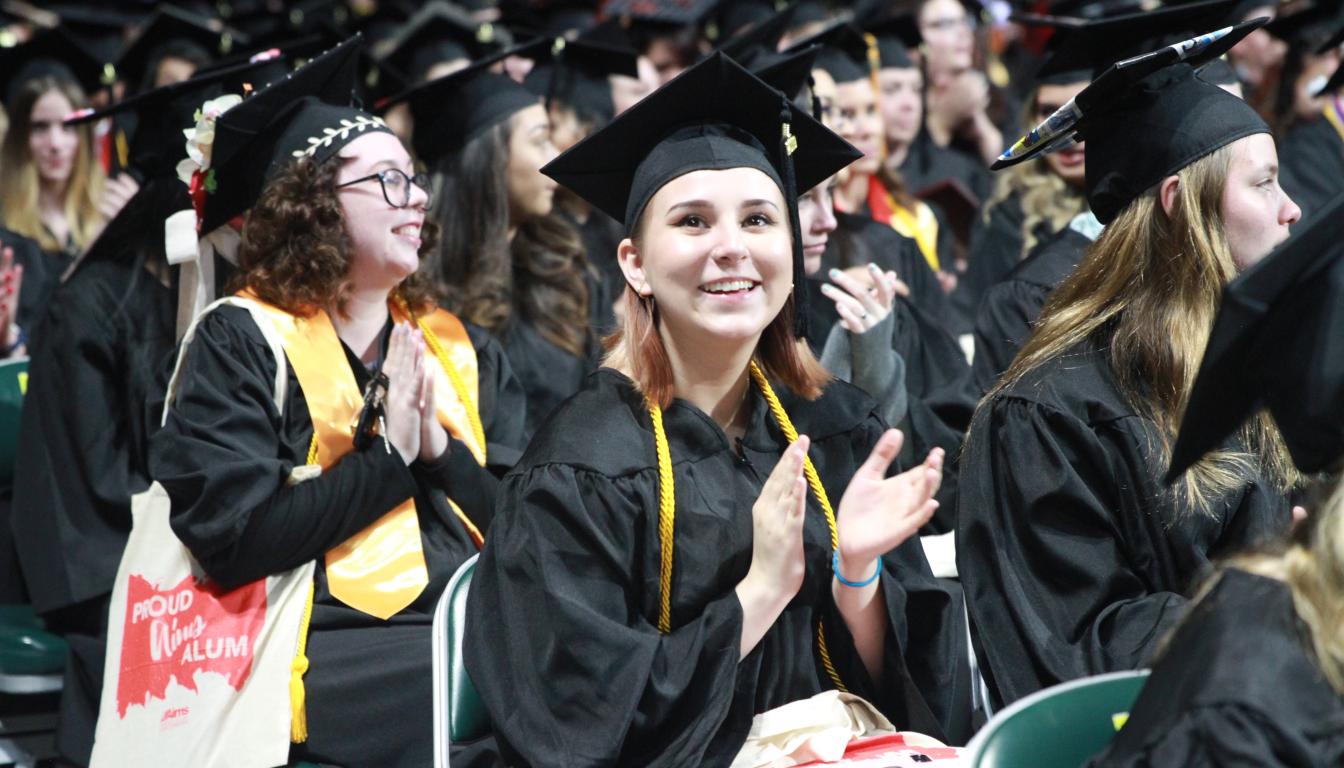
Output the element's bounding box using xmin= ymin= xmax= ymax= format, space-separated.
xmin=231 ymin=155 xmax=440 ymax=318
xmin=602 ymin=231 xmax=830 ymax=409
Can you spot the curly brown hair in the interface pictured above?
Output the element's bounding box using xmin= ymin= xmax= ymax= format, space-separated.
xmin=231 ymin=156 xmax=441 ymax=318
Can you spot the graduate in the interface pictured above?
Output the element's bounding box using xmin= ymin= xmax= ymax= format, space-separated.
xmin=0 ymin=29 xmax=138 ymax=318
xmin=465 ymin=53 xmax=964 ymax=766
xmin=386 ymin=44 xmax=611 ymax=440
xmin=957 ymin=21 xmax=1304 ymax=710
xmin=520 ymin=26 xmax=640 ymax=321
xmin=148 ymin=37 xmax=525 ymax=766
xmin=1274 ymin=18 xmax=1344 ymax=220
xmin=858 ymin=6 xmax=993 ymax=207
xmin=968 ymin=3 xmax=1248 ymax=393
xmin=1088 ymin=192 xmax=1344 ymax=766
xmin=8 ymin=53 xmax=286 ymax=767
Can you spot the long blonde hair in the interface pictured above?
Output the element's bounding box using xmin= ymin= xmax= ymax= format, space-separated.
xmin=984 ymin=158 xmax=1088 ymax=253
xmin=983 ymin=96 xmax=1088 ymax=253
xmin=0 ymin=75 xmax=105 ymax=253
xmin=1226 ymin=469 xmax=1344 ymax=694
xmin=985 ymin=144 xmax=1300 ymax=514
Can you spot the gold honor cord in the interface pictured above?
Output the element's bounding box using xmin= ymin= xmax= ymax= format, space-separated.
xmin=291 ymin=435 xmax=320 ymax=743
xmin=650 ymin=361 xmax=848 ymax=692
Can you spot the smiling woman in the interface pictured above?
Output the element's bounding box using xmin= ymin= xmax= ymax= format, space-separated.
xmin=148 ymin=40 xmax=527 ymax=767
xmin=385 ymin=46 xmax=611 ymax=439
xmin=464 ymin=53 xmax=968 ymax=767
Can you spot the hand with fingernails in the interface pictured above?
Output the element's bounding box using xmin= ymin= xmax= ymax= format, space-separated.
xmin=0 ymin=244 xmax=24 ymax=357
xmin=820 ymin=263 xmax=909 ymax=334
xmin=382 ymin=323 xmax=426 ymax=464
xmin=835 ymin=432 xmax=943 ymax=581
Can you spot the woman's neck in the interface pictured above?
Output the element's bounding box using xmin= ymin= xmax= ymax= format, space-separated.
xmin=834 ymin=170 xmax=870 ymax=213
xmin=885 ymin=140 xmax=910 ymax=173
xmin=661 ymin=327 xmax=757 ymax=436
xmin=330 ymin=289 xmax=391 ymax=365
xmin=37 ymin=181 xmax=69 ymax=240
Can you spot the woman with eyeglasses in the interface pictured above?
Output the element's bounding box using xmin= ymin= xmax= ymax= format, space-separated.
xmin=385 ymin=48 xmax=611 ymax=440
xmin=918 ymin=0 xmax=1005 ymax=168
xmin=150 ymin=44 xmax=526 ymax=765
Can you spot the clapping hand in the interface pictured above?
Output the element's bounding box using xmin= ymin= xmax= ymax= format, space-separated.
xmin=835 ymin=430 xmax=942 ymax=574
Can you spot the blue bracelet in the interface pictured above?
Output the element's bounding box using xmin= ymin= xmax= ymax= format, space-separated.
xmin=832 ymin=551 xmax=882 ymax=587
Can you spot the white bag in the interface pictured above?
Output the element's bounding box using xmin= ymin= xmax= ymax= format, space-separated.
xmin=91 ymin=297 xmax=317 ymax=768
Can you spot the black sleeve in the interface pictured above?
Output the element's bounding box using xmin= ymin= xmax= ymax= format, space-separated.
xmin=957 ymin=398 xmax=1187 ymax=707
xmin=971 ymin=279 xmax=1046 ymax=394
xmin=465 ymin=464 xmax=746 ymax=767
xmin=1087 ymin=705 xmax=1329 ymax=768
xmin=466 ymin=322 xmax=527 ymax=472
xmin=153 ymin=308 xmax=420 ymax=589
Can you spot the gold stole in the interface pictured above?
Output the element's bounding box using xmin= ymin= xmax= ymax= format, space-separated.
xmin=240 ymin=291 xmax=486 ymax=620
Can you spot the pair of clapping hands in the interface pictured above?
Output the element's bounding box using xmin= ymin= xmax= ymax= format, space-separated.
xmin=379 ymin=323 xmax=450 ymax=465
xmin=819 ymin=263 xmax=909 ymax=335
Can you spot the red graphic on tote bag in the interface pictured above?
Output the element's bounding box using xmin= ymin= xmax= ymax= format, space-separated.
xmin=116 ymin=574 xmax=267 ymax=718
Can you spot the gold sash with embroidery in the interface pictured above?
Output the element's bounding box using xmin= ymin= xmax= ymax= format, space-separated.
xmin=240 ymin=291 xmax=486 ymax=620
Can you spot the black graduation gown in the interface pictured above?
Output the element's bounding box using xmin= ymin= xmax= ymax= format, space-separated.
xmin=802 ymin=278 xmax=974 ymax=534
xmin=1086 ymin=569 xmax=1344 ymax=767
xmin=970 ymin=227 xmax=1090 ymax=394
xmin=957 ymin=339 xmax=1292 ymax=710
xmin=465 ymin=369 xmax=966 ymax=767
xmin=11 ymin=256 xmax=176 ymax=616
xmin=499 ymin=267 xmax=610 ymax=441
xmin=151 ymin=304 xmax=526 ymax=767
xmin=898 ymin=131 xmax=993 ymax=208
xmin=1278 ymin=116 xmax=1344 ymax=221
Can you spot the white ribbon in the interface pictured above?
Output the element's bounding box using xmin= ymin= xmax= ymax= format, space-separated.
xmin=164 ymin=210 xmax=241 ymax=341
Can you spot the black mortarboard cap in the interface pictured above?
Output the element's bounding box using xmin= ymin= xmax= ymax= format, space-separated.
xmin=1035 ymin=0 xmax=1241 ymax=80
xmin=376 ymin=1 xmax=504 ymax=85
xmin=380 ymin=40 xmax=545 ymax=166
xmin=787 ymin=20 xmax=871 ymax=84
xmin=789 ymin=1 xmax=831 ymax=28
xmin=542 ymin=52 xmax=861 ymax=336
xmin=714 ymin=3 xmax=796 ymax=70
xmin=752 ymin=44 xmax=822 ymax=100
xmin=116 ymin=6 xmax=248 ymax=93
xmin=50 ymin=4 xmax=142 ymax=69
xmin=521 ymin=31 xmax=639 ymax=125
xmin=1265 ymin=0 xmax=1343 ymax=45
xmin=65 ymin=51 xmax=287 ymax=183
xmin=1197 ymin=54 xmax=1241 ymax=86
xmin=604 ymin=0 xmax=723 ymax=28
xmin=202 ymin=35 xmax=387 ymax=232
xmin=868 ymin=17 xmax=921 ymax=70
xmin=715 ymin=0 xmax=779 ymax=39
xmin=993 ymin=21 xmax=1269 ymax=224
xmin=0 ymin=28 xmax=115 ymax=106
xmin=1168 ymin=192 xmax=1344 ymax=479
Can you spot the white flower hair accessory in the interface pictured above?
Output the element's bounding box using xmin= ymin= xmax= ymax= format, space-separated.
xmin=175 ymin=93 xmax=243 ymax=229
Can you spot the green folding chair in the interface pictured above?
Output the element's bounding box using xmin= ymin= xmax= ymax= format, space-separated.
xmin=965 ymin=670 xmax=1150 ymax=768
xmin=432 ymin=554 xmax=489 ymax=767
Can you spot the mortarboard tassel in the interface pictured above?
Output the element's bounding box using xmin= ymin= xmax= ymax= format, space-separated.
xmin=779 ymin=98 xmax=809 ymax=340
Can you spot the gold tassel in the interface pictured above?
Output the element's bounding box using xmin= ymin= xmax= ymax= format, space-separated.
xmin=290 ymin=578 xmax=315 ymax=743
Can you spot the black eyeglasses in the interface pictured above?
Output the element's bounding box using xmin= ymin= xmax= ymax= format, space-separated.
xmin=336 ymin=168 xmax=430 ymax=208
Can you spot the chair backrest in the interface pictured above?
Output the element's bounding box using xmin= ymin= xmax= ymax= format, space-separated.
xmin=964 ymin=670 xmax=1150 ymax=768
xmin=432 ymin=554 xmax=489 ymax=767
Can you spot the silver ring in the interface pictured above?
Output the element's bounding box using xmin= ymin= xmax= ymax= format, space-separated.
xmin=858 ymin=311 xmax=869 ymax=320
